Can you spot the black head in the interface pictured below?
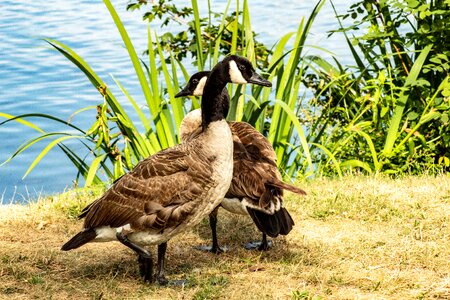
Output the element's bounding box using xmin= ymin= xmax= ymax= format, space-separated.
xmin=175 ymin=71 xmax=211 ymax=98
xmin=222 ymin=55 xmax=272 ymax=87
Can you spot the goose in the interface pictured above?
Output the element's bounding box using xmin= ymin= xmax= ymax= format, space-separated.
xmin=61 ymin=55 xmax=272 ymax=285
xmin=175 ymin=71 xmax=306 ymax=252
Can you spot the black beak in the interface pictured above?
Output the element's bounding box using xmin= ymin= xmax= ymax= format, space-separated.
xmin=247 ymin=72 xmax=272 ymax=87
xmin=175 ymin=87 xmax=191 ymax=98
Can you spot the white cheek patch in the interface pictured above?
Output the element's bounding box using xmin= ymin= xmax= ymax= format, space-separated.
xmin=229 ymin=60 xmax=248 ymax=84
xmin=193 ymin=76 xmax=207 ymax=96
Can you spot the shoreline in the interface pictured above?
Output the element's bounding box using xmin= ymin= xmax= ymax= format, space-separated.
xmin=1 ymin=175 xmax=449 ymax=299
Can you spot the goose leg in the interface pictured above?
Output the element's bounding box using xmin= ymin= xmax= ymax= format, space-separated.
xmin=258 ymin=233 xmax=272 ymax=251
xmin=244 ymin=233 xmax=273 ymax=251
xmin=137 ymin=254 xmax=153 ymax=282
xmin=156 ymin=242 xmax=168 ymax=285
xmin=209 ymin=207 xmax=223 ymax=253
xmin=116 ymin=231 xmax=153 ymax=282
xmin=157 ymin=242 xmax=187 ymax=286
xmin=194 ymin=207 xmax=226 ymax=254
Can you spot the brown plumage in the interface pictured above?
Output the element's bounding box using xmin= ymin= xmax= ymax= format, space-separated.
xmin=226 ymin=121 xmax=306 ymax=205
xmin=78 ymin=146 xmax=216 ymax=233
xmin=62 ymin=55 xmax=273 ymax=284
xmin=176 ymin=72 xmax=306 ymax=252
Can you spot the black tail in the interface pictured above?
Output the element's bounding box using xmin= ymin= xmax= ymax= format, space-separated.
xmin=61 ymin=228 xmax=97 ymax=251
xmin=277 ymin=207 xmax=294 ymax=235
xmin=247 ymin=207 xmax=294 ymax=238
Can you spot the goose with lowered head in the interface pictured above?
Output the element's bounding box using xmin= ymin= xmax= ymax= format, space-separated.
xmin=175 ymin=71 xmax=306 ymax=252
xmin=61 ymin=55 xmax=272 ymax=285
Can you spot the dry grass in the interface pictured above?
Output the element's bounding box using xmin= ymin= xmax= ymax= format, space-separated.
xmin=1 ymin=175 xmax=449 ymax=299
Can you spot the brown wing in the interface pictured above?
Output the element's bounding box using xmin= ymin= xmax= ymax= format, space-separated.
xmin=229 ymin=121 xmax=278 ymax=165
xmin=82 ymin=143 xmax=214 ymax=231
xmin=226 ymin=154 xmax=279 ymax=200
xmin=226 ymin=122 xmax=280 ymax=200
xmin=226 ymin=121 xmax=305 ymax=208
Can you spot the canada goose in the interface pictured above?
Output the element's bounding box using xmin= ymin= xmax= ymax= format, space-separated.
xmin=61 ymin=55 xmax=272 ymax=285
xmin=175 ymin=71 xmax=306 ymax=252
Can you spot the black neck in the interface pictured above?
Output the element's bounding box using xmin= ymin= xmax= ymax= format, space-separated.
xmin=201 ymin=61 xmax=230 ymax=130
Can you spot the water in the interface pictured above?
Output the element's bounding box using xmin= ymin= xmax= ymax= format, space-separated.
xmin=0 ymin=0 xmax=351 ymax=203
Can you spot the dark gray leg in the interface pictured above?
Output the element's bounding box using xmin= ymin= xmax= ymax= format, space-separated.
xmin=209 ymin=207 xmax=223 ymax=254
xmin=116 ymin=231 xmax=153 ymax=282
xmin=258 ymin=233 xmax=271 ymax=251
xmin=244 ymin=233 xmax=273 ymax=251
xmin=194 ymin=207 xmax=226 ymax=254
xmin=156 ymin=242 xmax=168 ymax=285
xmin=137 ymin=254 xmax=153 ymax=282
xmin=157 ymin=242 xmax=188 ymax=286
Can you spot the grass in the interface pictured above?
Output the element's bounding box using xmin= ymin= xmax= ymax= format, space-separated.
xmin=0 ymin=175 xmax=449 ymax=299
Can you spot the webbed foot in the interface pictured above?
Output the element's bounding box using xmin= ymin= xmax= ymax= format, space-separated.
xmin=193 ymin=245 xmax=228 ymax=254
xmin=243 ymin=239 xmax=273 ymax=251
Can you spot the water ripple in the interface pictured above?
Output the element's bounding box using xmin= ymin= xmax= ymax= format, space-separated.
xmin=0 ymin=0 xmax=351 ymax=203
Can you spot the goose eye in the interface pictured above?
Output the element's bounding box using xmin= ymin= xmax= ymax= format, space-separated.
xmin=239 ymin=65 xmax=246 ymax=71
xmin=192 ymin=79 xmax=199 ymax=84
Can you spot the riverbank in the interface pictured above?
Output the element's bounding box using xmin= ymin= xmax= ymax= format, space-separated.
xmin=1 ymin=175 xmax=449 ymax=299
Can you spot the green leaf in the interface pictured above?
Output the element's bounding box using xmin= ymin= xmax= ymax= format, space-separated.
xmin=311 ymin=142 xmax=343 ymax=177
xmin=191 ymin=0 xmax=204 ymax=69
xmin=348 ymin=126 xmax=381 ymax=171
xmin=340 ymin=159 xmax=373 ymax=174
xmin=383 ymin=44 xmax=432 ymax=155
xmin=0 ymin=112 xmax=44 ymax=133
xmin=23 ymin=135 xmax=85 ymax=179
xmin=112 ymin=75 xmax=150 ymax=132
xmin=85 ymin=154 xmax=107 ymax=187
xmin=407 ymin=111 xmax=419 ymax=120
xmin=273 ymin=100 xmax=313 ymax=173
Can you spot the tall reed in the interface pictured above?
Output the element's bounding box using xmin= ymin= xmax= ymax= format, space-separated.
xmin=1 ymin=0 xmax=324 ymax=185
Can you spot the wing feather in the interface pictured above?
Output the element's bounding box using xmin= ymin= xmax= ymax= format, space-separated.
xmin=81 ymin=143 xmax=214 ymax=231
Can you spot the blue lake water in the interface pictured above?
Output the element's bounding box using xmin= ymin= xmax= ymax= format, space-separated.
xmin=0 ymin=0 xmax=352 ymax=203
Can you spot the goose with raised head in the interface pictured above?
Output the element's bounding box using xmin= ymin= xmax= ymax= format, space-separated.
xmin=175 ymin=71 xmax=306 ymax=252
xmin=61 ymin=55 xmax=272 ymax=284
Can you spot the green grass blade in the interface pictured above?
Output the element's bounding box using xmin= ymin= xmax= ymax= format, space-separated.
xmin=111 ymin=75 xmax=150 ymax=132
xmin=191 ymin=0 xmax=204 ymax=69
xmin=213 ymin=0 xmax=232 ymax=65
xmin=0 ymin=112 xmax=45 ymax=133
xmin=247 ymin=100 xmax=271 ymax=126
xmin=230 ymin=0 xmax=239 ymax=55
xmin=1 ymin=132 xmax=74 ymax=166
xmin=104 ymin=0 xmax=169 ymax=151
xmin=57 ymin=143 xmax=93 ymax=184
xmin=228 ymin=85 xmax=243 ymax=121
xmin=103 ymin=0 xmax=153 ymax=110
xmin=268 ymin=19 xmax=305 ymax=145
xmin=68 ymin=106 xmax=97 ymax=123
xmin=269 ymin=0 xmax=324 ymax=159
xmin=350 ymin=127 xmax=381 ymax=171
xmin=273 ymin=99 xmax=313 ymax=173
xmin=383 ymin=44 xmax=432 ymax=155
xmin=242 ymin=0 xmax=254 ymax=61
xmin=329 ymin=1 xmax=366 ymax=73
xmin=393 ymin=76 xmax=450 ymax=154
xmin=23 ymin=135 xmax=85 ymax=179
xmin=156 ymin=35 xmax=182 ymax=139
xmin=85 ymin=154 xmax=107 ymax=187
xmin=146 ymin=26 xmax=159 ymax=111
xmin=311 ymin=142 xmax=343 ymax=177
xmin=340 ymin=159 xmax=373 ymax=174
xmin=0 ymin=112 xmax=85 ymax=134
